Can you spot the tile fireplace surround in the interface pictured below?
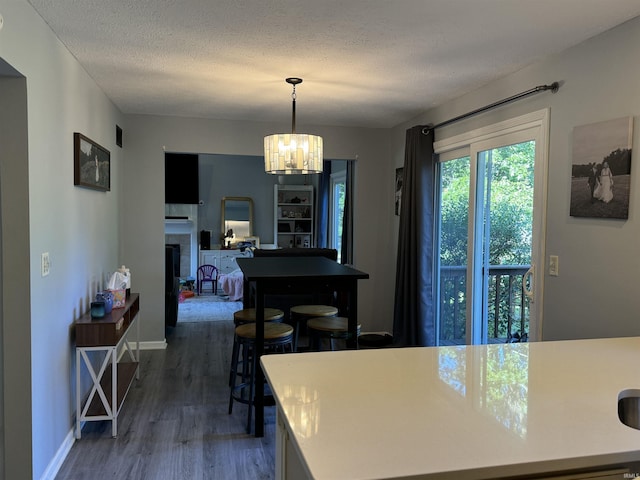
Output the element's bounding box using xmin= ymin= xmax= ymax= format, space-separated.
xmin=165 ymin=218 xmax=197 ymax=278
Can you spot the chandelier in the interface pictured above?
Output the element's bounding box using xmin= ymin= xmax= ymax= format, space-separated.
xmin=264 ymin=77 xmax=323 ymax=174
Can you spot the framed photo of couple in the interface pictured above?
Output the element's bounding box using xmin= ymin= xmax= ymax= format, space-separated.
xmin=569 ymin=116 xmax=633 ymax=219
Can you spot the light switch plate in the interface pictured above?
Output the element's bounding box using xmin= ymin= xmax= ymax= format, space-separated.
xmin=549 ymin=255 xmax=559 ymax=276
xmin=41 ymin=252 xmax=50 ymax=277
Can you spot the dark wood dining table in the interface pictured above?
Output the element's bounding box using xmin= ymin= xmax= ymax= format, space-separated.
xmin=236 ymin=255 xmax=369 ymax=437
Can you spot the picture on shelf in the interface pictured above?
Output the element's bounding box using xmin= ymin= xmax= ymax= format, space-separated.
xmin=295 ymin=235 xmax=311 ymax=248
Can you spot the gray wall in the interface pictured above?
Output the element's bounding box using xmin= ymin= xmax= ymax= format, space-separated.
xmin=0 ymin=1 xmax=125 ymax=477
xmin=198 ymin=154 xmax=278 ymax=244
xmin=390 ymin=16 xmax=640 ymax=341
xmin=3 ymin=0 xmax=640 ymax=476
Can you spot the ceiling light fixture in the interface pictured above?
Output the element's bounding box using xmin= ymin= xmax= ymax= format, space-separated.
xmin=264 ymin=77 xmax=323 ymax=174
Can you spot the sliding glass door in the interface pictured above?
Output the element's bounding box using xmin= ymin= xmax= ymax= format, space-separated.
xmin=435 ymin=110 xmax=548 ymax=345
xmin=436 ymin=154 xmax=471 ymax=343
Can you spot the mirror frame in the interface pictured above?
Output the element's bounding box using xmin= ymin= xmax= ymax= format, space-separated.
xmin=221 ymin=196 xmax=254 ymax=239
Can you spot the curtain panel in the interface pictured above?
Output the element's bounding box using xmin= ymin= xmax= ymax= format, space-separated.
xmin=393 ymin=126 xmax=435 ymax=346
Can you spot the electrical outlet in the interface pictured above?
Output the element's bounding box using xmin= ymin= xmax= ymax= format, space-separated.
xmin=549 ymin=255 xmax=559 ymax=276
xmin=41 ymin=252 xmax=50 ymax=277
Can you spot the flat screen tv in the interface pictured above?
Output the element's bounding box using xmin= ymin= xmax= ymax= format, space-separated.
xmin=165 ymin=153 xmax=199 ymax=204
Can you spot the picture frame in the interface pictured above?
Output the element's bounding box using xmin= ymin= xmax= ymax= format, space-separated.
xmin=74 ymin=132 xmax=110 ymax=192
xmin=569 ymin=117 xmax=633 ymax=219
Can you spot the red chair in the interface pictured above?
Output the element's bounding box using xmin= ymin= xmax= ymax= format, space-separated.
xmin=197 ymin=264 xmax=219 ymax=295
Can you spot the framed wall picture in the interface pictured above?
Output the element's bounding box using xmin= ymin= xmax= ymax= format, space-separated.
xmin=569 ymin=117 xmax=633 ymax=219
xmin=74 ymin=132 xmax=110 ymax=192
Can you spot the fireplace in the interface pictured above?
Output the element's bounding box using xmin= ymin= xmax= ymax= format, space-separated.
xmin=165 ymin=237 xmax=191 ymax=278
xmin=165 ymin=243 xmax=181 ymax=277
xmin=165 ymin=218 xmax=197 ymax=278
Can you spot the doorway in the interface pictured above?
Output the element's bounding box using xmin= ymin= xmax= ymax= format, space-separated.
xmin=434 ymin=110 xmax=549 ymax=345
xmin=0 ymin=58 xmax=32 ymax=478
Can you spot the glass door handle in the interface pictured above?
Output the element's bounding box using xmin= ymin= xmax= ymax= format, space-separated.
xmin=523 ymin=265 xmax=535 ymax=301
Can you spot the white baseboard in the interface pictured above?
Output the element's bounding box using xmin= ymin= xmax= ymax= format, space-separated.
xmin=139 ymin=339 xmax=168 ymax=350
xmin=40 ymin=429 xmax=75 ymax=480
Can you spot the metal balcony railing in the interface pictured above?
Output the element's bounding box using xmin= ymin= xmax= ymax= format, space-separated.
xmin=438 ymin=265 xmax=530 ymax=345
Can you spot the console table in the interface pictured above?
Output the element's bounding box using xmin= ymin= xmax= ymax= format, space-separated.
xmin=75 ymin=293 xmax=140 ymax=439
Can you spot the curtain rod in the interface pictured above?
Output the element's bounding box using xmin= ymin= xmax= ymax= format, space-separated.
xmin=421 ymin=81 xmax=559 ymax=135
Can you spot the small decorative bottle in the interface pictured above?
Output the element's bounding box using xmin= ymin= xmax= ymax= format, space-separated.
xmin=90 ymin=301 xmax=105 ymax=319
xmin=96 ymin=291 xmax=114 ymax=314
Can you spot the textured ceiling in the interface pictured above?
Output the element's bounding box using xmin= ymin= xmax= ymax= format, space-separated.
xmin=27 ymin=0 xmax=640 ymax=128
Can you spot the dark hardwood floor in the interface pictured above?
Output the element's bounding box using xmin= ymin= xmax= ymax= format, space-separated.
xmin=56 ymin=320 xmax=276 ymax=480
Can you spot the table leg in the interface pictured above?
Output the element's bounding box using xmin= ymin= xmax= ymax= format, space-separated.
xmin=76 ymin=349 xmax=81 ymax=439
xmin=242 ymin=276 xmax=250 ymax=308
xmin=255 ymin=282 xmax=265 ymax=437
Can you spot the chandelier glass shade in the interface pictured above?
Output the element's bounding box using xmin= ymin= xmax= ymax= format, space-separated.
xmin=264 ymin=77 xmax=323 ymax=174
xmin=264 ymin=133 xmax=323 ymax=175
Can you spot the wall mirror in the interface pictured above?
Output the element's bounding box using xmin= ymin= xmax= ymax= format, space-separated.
xmin=221 ymin=196 xmax=253 ymax=241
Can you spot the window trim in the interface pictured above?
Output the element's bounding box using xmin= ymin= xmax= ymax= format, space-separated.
xmin=329 ymin=171 xmax=346 ymax=256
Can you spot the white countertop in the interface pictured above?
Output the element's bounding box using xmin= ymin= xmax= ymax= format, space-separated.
xmin=261 ymin=337 xmax=640 ymax=479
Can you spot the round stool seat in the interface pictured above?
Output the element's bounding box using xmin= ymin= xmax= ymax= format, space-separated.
xmin=234 ymin=308 xmax=284 ymax=325
xmin=307 ymin=316 xmax=361 ymax=351
xmin=235 ymin=322 xmax=293 ymax=341
xmin=307 ymin=316 xmax=360 ymax=334
xmin=290 ymin=305 xmax=338 ymax=317
xmin=289 ymin=305 xmax=338 ymax=352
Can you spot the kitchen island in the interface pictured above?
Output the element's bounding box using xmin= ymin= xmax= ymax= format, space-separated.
xmin=261 ymin=337 xmax=640 ymax=479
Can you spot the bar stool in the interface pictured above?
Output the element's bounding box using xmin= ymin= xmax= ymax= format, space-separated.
xmin=229 ymin=308 xmax=284 ymax=387
xmin=228 ymin=322 xmax=294 ymax=433
xmin=307 ymin=316 xmax=361 ymax=351
xmin=289 ymin=304 xmax=338 ymax=351
xmin=233 ymin=307 xmax=284 ymax=326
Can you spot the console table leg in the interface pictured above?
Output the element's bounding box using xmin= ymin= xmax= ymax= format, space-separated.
xmin=111 ymin=348 xmax=117 ymax=437
xmin=76 ymin=349 xmax=82 ymax=439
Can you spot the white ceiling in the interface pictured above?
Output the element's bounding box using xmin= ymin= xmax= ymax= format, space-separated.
xmin=27 ymin=0 xmax=640 ymax=129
